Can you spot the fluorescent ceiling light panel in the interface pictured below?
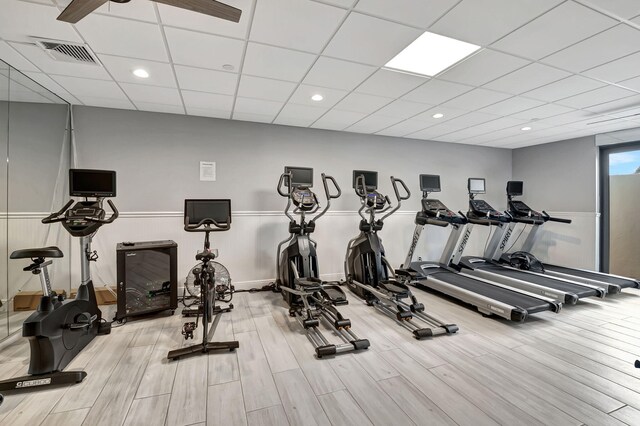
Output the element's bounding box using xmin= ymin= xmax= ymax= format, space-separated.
xmin=385 ymin=32 xmax=480 ymax=77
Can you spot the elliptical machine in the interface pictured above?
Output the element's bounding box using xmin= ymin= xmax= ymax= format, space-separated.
xmin=276 ymin=167 xmax=369 ymax=358
xmin=0 ymin=169 xmax=117 ymax=392
xmin=345 ymin=170 xmax=458 ymax=339
xmin=167 ymin=199 xmax=239 ymax=360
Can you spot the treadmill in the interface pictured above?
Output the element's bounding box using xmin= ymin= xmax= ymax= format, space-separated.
xmin=397 ymin=174 xmax=560 ymax=322
xmin=501 ymin=181 xmax=639 ymax=292
xmin=451 ymin=178 xmax=606 ymax=305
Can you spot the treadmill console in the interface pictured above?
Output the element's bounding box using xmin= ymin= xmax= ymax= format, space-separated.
xmin=508 ymin=200 xmax=542 ymax=220
xmin=421 ymin=199 xmax=464 ymax=224
xmin=468 ymin=199 xmax=510 ymax=222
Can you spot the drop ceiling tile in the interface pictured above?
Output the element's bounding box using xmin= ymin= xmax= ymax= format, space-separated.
xmin=438 ymin=111 xmax=500 ymax=128
xmin=274 ymin=103 xmax=328 ymax=127
xmin=120 ymin=83 xmax=182 ymax=105
xmin=355 ymin=0 xmax=459 ymax=28
xmin=157 ymin=0 xmax=253 ymax=39
xmin=580 ymin=0 xmax=640 ymax=19
xmin=233 ymin=112 xmax=276 ymax=124
xmin=234 ymin=97 xmax=283 ymax=116
xmin=438 ymin=49 xmax=529 ymax=86
xmin=165 ymin=27 xmax=244 ymax=71
xmin=478 ymin=96 xmax=545 ymax=116
xmin=443 ymin=116 xmax=528 ymax=141
xmin=56 ymin=0 xmax=157 ymax=22
xmin=50 ymin=75 xmax=126 ymax=100
xmin=242 ymin=43 xmax=316 ymax=82
xmin=182 ymin=91 xmax=233 ymax=118
xmin=182 ymin=90 xmax=234 ymax=111
xmin=76 ymin=15 xmax=168 ymax=62
xmin=250 ymin=0 xmax=346 ymax=53
xmin=375 ymin=99 xmax=431 ymax=119
xmin=583 ymin=94 xmax=640 ymax=114
xmin=491 ymin=1 xmax=616 ymax=60
xmin=534 ymin=109 xmax=599 ymax=126
xmin=324 ymin=13 xmax=422 ymax=66
xmin=22 ymin=71 xmax=80 ymax=104
xmin=441 ymin=88 xmax=511 ymax=110
xmin=402 ymin=79 xmax=473 ymax=105
xmin=0 ymin=1 xmax=82 ymax=43
xmin=543 ymin=25 xmax=640 ymax=73
xmin=356 ymin=69 xmax=427 ymax=98
xmin=0 ymin=41 xmax=39 ymax=72
xmin=303 ymin=57 xmax=376 ymax=91
xmin=407 ymin=123 xmax=460 ymax=140
xmin=523 ymin=75 xmax=606 ymax=102
xmin=312 ymin=109 xmax=368 ymax=131
xmin=174 ymin=65 xmax=237 ymax=95
xmin=78 ymin=96 xmax=135 ymax=110
xmin=430 ymin=0 xmax=562 ymax=46
xmin=99 ymin=55 xmax=176 ymax=88
xmin=583 ymin=52 xmax=640 ymax=83
xmin=412 ymin=105 xmax=469 ymax=122
xmin=376 ymin=118 xmax=432 ymax=137
xmin=334 ymin=92 xmax=393 ymax=114
xmin=345 ymin=114 xmax=403 ymax=133
xmin=289 ymin=85 xmax=348 ymax=108
xmin=10 ymin=43 xmax=111 ymax=80
xmin=133 ymin=102 xmax=184 ymax=115
xmin=313 ymin=0 xmax=357 ymax=8
xmin=237 ymin=75 xmax=297 ymax=101
xmin=556 ymin=85 xmax=637 ymax=109
xmin=617 ymin=75 xmax=640 ymax=92
xmin=510 ymin=103 xmax=574 ymax=121
xmin=483 ymin=62 xmax=572 ymax=94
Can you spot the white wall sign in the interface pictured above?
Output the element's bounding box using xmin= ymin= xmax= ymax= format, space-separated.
xmin=200 ymin=161 xmax=216 ymax=181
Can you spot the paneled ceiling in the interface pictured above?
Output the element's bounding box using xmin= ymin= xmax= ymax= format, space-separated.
xmin=3 ymin=0 xmax=640 ymax=148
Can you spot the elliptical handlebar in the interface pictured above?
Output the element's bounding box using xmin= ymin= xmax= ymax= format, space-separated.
xmin=277 ymin=172 xmax=291 ymax=197
xmin=380 ymin=176 xmax=410 ymax=222
xmin=312 ymin=173 xmax=341 ymax=223
xmin=354 ymin=174 xmax=367 ymax=197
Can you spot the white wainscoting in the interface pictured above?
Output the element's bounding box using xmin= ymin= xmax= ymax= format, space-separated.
xmin=4 ymin=211 xmax=599 ymax=294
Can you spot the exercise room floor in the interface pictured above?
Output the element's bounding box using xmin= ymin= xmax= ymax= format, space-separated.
xmin=0 ymin=286 xmax=639 ymax=426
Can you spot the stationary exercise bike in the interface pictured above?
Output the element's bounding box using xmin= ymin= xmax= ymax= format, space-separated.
xmin=0 ymin=169 xmax=117 ymax=392
xmin=345 ymin=170 xmax=458 ymax=338
xmin=276 ymin=167 xmax=369 ymax=358
xmin=167 ymin=199 xmax=239 ymax=360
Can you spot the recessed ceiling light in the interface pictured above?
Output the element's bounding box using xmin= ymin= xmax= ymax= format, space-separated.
xmin=222 ymin=64 xmax=235 ymax=71
xmin=384 ymin=31 xmax=480 ymax=77
xmin=432 ymin=113 xmax=444 ymax=119
xmin=311 ymin=94 xmax=324 ymax=102
xmin=521 ymin=126 xmax=532 ymax=131
xmin=132 ymin=68 xmax=149 ymax=79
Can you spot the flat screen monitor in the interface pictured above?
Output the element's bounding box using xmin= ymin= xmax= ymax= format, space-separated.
xmin=352 ymin=170 xmax=378 ymax=190
xmin=468 ymin=178 xmax=486 ymax=194
xmin=284 ymin=166 xmax=313 ymax=188
xmin=507 ymin=181 xmax=523 ymax=196
xmin=184 ymin=199 xmax=231 ymax=226
xmin=420 ymin=174 xmax=441 ymax=192
xmin=70 ymin=169 xmax=116 ymax=197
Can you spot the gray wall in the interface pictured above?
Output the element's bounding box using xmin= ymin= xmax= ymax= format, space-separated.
xmin=72 ymin=106 xmax=513 ymax=214
xmin=511 ymin=136 xmax=598 ymax=213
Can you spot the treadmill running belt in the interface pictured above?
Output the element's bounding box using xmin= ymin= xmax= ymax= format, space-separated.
xmin=424 ymin=270 xmax=553 ymax=314
xmin=544 ymin=264 xmax=639 ymax=289
xmin=480 ymin=264 xmax=601 ymax=298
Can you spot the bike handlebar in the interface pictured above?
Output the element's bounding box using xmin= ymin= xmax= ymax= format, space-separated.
xmin=184 ymin=216 xmax=231 ymax=232
xmin=41 ymin=199 xmax=118 ymax=225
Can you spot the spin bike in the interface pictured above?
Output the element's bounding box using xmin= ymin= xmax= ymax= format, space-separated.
xmin=276 ymin=167 xmax=369 ymax=358
xmin=167 ymin=199 xmax=239 ymax=360
xmin=345 ymin=170 xmax=458 ymax=338
xmin=0 ymin=169 xmax=117 ymax=391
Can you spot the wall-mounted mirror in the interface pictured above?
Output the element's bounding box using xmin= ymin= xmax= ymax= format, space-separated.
xmin=0 ymin=60 xmax=8 ymax=341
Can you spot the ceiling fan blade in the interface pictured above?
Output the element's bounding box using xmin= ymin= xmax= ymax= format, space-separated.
xmin=153 ymin=0 xmax=242 ymax=23
xmin=57 ymin=0 xmax=109 ymax=24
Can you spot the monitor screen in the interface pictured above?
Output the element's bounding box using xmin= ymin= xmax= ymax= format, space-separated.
xmin=507 ymin=181 xmax=523 ymax=196
xmin=420 ymin=174 xmax=441 ymax=192
xmin=70 ymin=169 xmax=116 ymax=197
xmin=468 ymin=178 xmax=486 ymax=194
xmin=352 ymin=170 xmax=378 ymax=189
xmin=184 ymin=199 xmax=231 ymax=225
xmin=284 ymin=166 xmax=313 ymax=188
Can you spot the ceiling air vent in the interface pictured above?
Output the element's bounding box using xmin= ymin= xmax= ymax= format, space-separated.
xmin=33 ymin=38 xmax=100 ymax=66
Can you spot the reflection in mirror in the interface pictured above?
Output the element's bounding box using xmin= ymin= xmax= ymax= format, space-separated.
xmin=0 ymin=60 xmax=8 ymax=340
xmin=6 ymin=65 xmax=70 ymax=335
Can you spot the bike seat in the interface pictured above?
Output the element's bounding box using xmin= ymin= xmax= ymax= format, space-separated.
xmin=10 ymin=246 xmax=63 ymax=259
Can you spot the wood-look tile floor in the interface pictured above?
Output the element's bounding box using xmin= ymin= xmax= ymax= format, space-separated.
xmin=1 ymin=285 xmax=640 ymax=426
